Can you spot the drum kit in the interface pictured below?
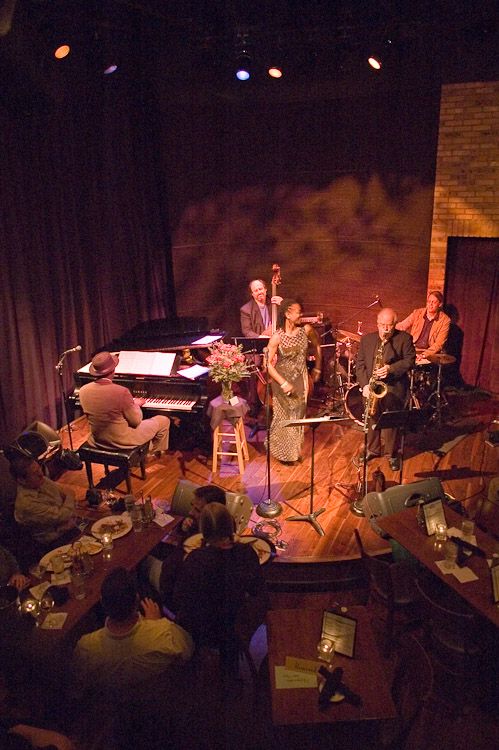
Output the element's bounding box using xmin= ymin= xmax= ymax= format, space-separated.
xmin=324 ymin=337 xmax=456 ymax=428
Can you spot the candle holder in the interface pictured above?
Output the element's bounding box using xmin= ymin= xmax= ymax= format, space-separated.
xmin=317 ymin=637 xmax=335 ymax=663
xmin=101 ymin=532 xmax=114 ymax=550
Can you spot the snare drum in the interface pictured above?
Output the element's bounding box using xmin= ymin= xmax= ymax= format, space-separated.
xmin=344 ymin=385 xmax=365 ymax=426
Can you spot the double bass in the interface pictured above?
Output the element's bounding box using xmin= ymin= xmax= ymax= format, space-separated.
xmin=256 ymin=263 xmax=281 ymax=405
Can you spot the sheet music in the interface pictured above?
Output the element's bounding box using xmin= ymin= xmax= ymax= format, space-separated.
xmin=191 ymin=334 xmax=223 ymax=345
xmin=177 ymin=364 xmax=210 ymax=380
xmin=78 ymin=350 xmax=176 ymax=377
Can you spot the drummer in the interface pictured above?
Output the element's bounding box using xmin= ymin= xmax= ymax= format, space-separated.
xmin=396 ymin=291 xmax=450 ymax=363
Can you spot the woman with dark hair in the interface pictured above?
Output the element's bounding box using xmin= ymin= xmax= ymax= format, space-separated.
xmin=172 ymin=503 xmax=265 ymax=672
xmin=265 ymin=298 xmax=321 ymax=464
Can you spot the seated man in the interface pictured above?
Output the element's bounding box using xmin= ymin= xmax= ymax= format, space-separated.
xmin=0 ymin=543 xmax=30 ymax=589
xmin=73 ymin=567 xmax=193 ymax=692
xmin=78 ymin=351 xmax=170 ymax=454
xmin=177 ymin=484 xmax=226 ymax=539
xmin=396 ymin=291 xmax=450 ymax=361
xmin=11 ymin=457 xmax=77 ymax=548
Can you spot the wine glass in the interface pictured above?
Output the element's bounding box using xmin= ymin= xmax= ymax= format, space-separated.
xmin=75 ymin=516 xmax=89 ymax=537
xmin=40 ymin=590 xmax=54 ymax=615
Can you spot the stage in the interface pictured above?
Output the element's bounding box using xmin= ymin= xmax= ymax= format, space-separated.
xmin=58 ymin=388 xmax=497 ymax=582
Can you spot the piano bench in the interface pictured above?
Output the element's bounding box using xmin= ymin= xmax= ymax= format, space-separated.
xmin=78 ymin=441 xmax=149 ymax=494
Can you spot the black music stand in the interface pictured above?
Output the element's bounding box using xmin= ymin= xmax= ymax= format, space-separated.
xmin=283 ymin=416 xmax=350 ymax=536
xmin=372 ymin=408 xmax=428 ymax=482
xmin=232 ymin=337 xmax=270 ymax=354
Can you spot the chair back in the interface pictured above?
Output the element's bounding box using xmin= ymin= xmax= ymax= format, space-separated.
xmin=171 ymin=480 xmax=252 ymax=534
xmin=415 ymin=577 xmax=479 ymax=657
xmin=354 ymin=529 xmax=417 ymax=606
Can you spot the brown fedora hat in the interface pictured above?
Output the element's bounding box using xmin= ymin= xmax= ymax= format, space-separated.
xmin=89 ymin=351 xmax=119 ymax=377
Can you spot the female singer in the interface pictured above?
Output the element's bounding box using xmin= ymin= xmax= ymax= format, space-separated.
xmin=265 ymin=299 xmax=321 ymax=464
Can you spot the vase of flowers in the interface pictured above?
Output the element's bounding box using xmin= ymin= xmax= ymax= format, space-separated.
xmin=206 ymin=341 xmax=249 ymax=402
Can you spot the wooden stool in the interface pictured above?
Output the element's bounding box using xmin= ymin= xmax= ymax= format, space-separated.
xmin=212 ymin=417 xmax=249 ymax=475
xmin=78 ymin=441 xmax=149 ymax=493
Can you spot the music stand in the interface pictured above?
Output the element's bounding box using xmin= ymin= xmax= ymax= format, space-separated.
xmin=283 ymin=416 xmax=350 ymax=536
xmin=372 ymin=408 xmax=429 ymax=482
xmin=232 ymin=337 xmax=270 ymax=354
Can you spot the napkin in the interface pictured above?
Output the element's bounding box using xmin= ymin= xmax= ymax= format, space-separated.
xmin=40 ymin=612 xmax=68 ymax=630
xmin=29 ymin=581 xmax=51 ymax=600
xmin=154 ymin=512 xmax=175 ymax=528
xmin=452 ymin=566 xmax=479 ymax=583
xmin=51 ymin=571 xmax=71 ymax=585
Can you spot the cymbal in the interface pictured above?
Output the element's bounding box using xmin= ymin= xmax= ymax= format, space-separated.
xmin=426 ymin=353 xmax=456 ymax=365
xmin=337 ymin=329 xmax=361 ymax=343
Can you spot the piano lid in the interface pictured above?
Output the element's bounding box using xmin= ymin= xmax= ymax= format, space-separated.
xmin=104 ymin=317 xmax=224 ymax=352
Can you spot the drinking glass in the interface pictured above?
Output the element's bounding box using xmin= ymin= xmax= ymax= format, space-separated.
xmin=443 ymin=541 xmax=458 ymax=570
xmin=75 ymin=517 xmax=89 ymax=535
xmin=40 ymin=590 xmax=54 ymax=614
xmin=461 ymin=519 xmax=475 ymax=540
xmin=131 ymin=506 xmax=143 ymax=532
xmin=71 ymin=570 xmax=86 ymax=600
xmin=51 ymin=554 xmax=65 ymax=575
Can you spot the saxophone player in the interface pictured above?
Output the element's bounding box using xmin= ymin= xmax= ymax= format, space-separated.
xmin=355 ymin=308 xmax=415 ymax=472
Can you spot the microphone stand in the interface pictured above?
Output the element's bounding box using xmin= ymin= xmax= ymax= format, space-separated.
xmin=350 ymin=400 xmax=369 ymax=517
xmin=256 ymin=348 xmax=282 ymax=519
xmin=55 ymin=351 xmax=77 ymax=452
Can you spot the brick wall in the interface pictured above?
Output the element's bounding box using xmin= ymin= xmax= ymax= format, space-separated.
xmin=428 ymin=81 xmax=499 ymax=292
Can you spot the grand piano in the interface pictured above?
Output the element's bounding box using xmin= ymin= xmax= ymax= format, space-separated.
xmin=70 ymin=318 xmax=223 ymax=449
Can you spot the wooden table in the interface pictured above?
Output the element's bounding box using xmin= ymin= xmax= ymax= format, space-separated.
xmin=34 ymin=511 xmax=181 ymax=640
xmin=266 ymin=606 xmax=396 ymax=726
xmin=377 ymin=505 xmax=499 ymax=628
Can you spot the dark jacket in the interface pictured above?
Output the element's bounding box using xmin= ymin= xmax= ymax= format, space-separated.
xmin=356 ymin=329 xmax=416 ymax=400
xmin=240 ymin=298 xmax=271 ymax=337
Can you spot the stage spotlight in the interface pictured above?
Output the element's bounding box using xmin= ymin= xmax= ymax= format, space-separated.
xmin=54 ymin=44 xmax=70 ymax=60
xmin=268 ymin=65 xmax=283 ymax=78
xmin=235 ymin=54 xmax=251 ymax=81
xmin=368 ymin=54 xmax=382 ymax=70
xmin=103 ymin=64 xmax=118 ymax=75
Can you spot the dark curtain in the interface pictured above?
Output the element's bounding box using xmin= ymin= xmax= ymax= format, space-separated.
xmin=0 ymin=76 xmax=172 ymax=445
xmin=445 ymin=237 xmax=499 ymax=394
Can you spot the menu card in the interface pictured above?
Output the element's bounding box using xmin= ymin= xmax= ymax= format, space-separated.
xmin=321 ymin=610 xmax=357 ymax=658
xmin=492 ymin=565 xmax=499 ymax=604
xmin=423 ymin=499 xmax=446 ymax=535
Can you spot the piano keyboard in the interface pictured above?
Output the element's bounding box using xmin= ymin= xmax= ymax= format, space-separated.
xmin=143 ymin=397 xmax=196 ymax=412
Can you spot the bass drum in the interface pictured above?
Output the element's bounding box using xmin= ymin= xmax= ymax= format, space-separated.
xmin=344 ymin=385 xmax=365 ymax=427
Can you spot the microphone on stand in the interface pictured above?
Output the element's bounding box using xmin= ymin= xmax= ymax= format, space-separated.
xmin=376 ymin=295 xmax=383 ymax=307
xmin=55 ymin=345 xmax=82 ymax=370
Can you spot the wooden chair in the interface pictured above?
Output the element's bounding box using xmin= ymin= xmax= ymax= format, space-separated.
xmin=381 ymin=634 xmax=434 ymax=750
xmin=414 ymin=575 xmax=486 ymax=711
xmin=78 ymin=441 xmax=149 ymax=493
xmin=354 ymin=529 xmax=420 ymax=655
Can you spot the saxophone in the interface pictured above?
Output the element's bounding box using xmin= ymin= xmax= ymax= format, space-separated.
xmin=367 ymin=337 xmax=388 ymax=417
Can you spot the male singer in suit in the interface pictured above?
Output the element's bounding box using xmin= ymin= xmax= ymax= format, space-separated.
xmin=356 ymin=308 xmax=415 ymax=472
xmin=240 ymin=279 xmax=281 ymax=417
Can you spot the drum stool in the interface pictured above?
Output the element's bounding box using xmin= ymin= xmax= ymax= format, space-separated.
xmin=78 ymin=441 xmax=149 ymax=493
xmin=212 ymin=417 xmax=249 ymax=475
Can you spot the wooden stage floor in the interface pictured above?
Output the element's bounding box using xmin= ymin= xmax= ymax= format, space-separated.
xmin=60 ymin=389 xmax=498 ymax=568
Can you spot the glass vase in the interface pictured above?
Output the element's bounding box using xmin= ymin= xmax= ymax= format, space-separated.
xmin=221 ymin=382 xmax=233 ymax=402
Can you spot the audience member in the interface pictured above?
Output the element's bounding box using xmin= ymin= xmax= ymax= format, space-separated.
xmin=73 ymin=567 xmax=193 ymax=692
xmin=178 ymin=484 xmax=226 ymax=539
xmin=0 ymin=544 xmax=29 ymax=589
xmin=173 ymin=503 xmax=266 ymax=672
xmin=11 ymin=458 xmax=77 ymax=548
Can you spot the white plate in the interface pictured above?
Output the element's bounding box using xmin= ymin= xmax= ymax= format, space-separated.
xmin=39 ymin=544 xmax=73 ymax=572
xmin=91 ymin=514 xmax=132 ymax=540
xmin=183 ymin=533 xmax=272 ymax=565
xmin=79 ymin=535 xmax=103 ymax=555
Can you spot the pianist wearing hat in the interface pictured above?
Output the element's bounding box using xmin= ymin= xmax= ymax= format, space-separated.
xmin=79 ymin=351 xmax=170 ymax=454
